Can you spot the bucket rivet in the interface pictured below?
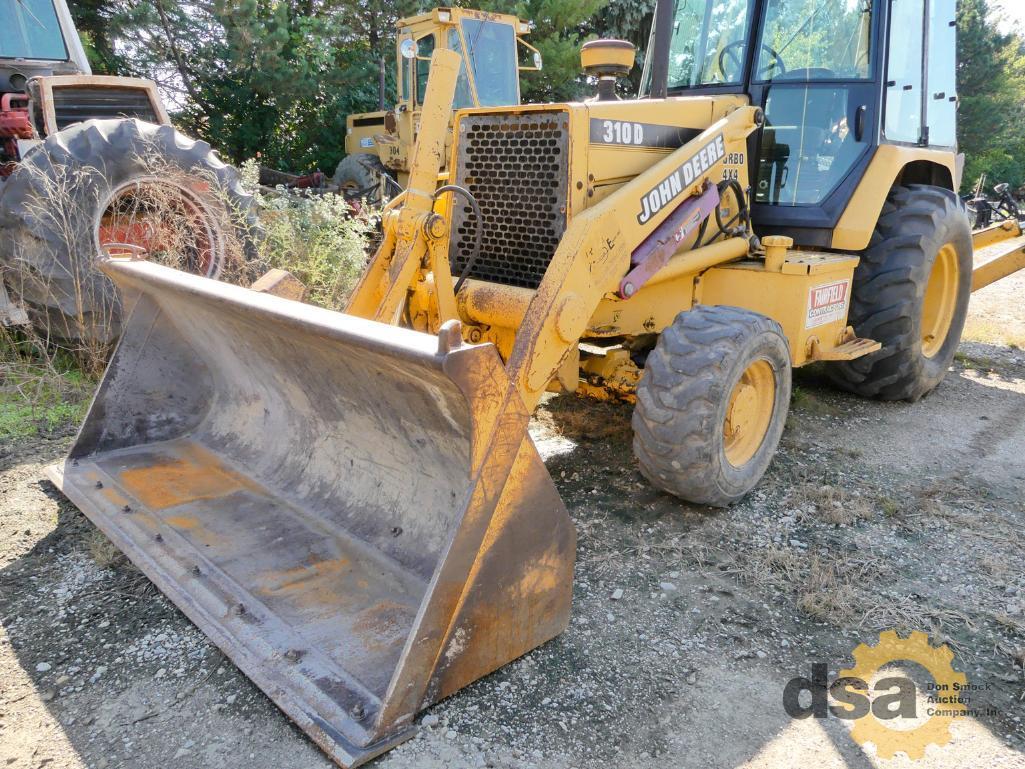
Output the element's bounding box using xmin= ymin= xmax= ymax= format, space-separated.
xmin=122 ymin=505 xmax=132 ymax=513
xmin=95 ymin=481 xmax=103 ymax=489
xmin=234 ymin=603 xmax=246 ymax=616
xmin=284 ymin=649 xmax=302 ymax=662
xmin=391 ymin=526 xmax=403 ymax=537
xmin=191 ymin=565 xmax=201 ymax=576
xmin=350 ymin=703 xmax=365 ymax=720
xmin=154 ymin=533 xmax=163 ymax=542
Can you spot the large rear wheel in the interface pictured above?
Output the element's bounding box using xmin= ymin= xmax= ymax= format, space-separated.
xmin=632 ymin=305 xmax=792 ymax=507
xmin=829 ymin=184 xmax=972 ymax=401
xmin=333 ymin=153 xmax=391 ymax=206
xmin=0 ymin=118 xmax=258 ymax=346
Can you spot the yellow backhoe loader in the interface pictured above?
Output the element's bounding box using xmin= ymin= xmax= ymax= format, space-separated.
xmin=48 ymin=0 xmax=1025 ymax=766
xmin=335 ymin=6 xmax=541 ymax=202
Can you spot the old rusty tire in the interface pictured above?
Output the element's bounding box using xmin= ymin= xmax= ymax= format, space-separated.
xmin=632 ymin=305 xmax=792 ymax=507
xmin=333 ymin=153 xmax=390 ymax=205
xmin=0 ymin=118 xmax=259 ymax=345
xmin=829 ymin=184 xmax=972 ymax=401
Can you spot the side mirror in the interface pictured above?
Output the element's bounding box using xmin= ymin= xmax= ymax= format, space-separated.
xmin=517 ymin=37 xmax=542 ymax=71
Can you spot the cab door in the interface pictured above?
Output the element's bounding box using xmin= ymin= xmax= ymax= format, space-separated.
xmin=747 ymin=0 xmax=882 ymax=247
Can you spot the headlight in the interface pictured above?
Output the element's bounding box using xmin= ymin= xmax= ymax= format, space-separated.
xmin=533 ymin=52 xmax=543 ymax=70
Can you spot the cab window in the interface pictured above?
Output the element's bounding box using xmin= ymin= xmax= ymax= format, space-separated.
xmin=447 ymin=28 xmax=476 ymax=109
xmin=0 ymin=0 xmax=67 ymax=60
xmin=461 ymin=19 xmax=518 ymax=106
xmin=666 ymin=0 xmax=754 ymax=88
xmin=884 ymin=0 xmax=924 ymax=143
xmin=415 ymin=34 xmax=436 ymax=104
xmin=755 ymin=0 xmax=872 ymax=81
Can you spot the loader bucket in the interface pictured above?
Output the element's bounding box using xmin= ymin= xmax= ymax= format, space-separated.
xmin=47 ymin=259 xmax=574 ymax=767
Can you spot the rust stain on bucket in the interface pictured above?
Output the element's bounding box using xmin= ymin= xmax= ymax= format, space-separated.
xmin=118 ymin=443 xmax=258 ymax=509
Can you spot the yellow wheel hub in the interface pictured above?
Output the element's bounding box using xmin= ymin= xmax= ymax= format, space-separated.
xmin=921 ymin=243 xmax=960 ymax=359
xmin=723 ymin=359 xmax=776 ymax=467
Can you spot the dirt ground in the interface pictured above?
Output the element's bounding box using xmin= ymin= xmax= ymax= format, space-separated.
xmin=2 ymin=251 xmax=1024 ymax=769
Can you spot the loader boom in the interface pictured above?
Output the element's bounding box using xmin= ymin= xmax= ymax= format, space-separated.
xmin=347 ymin=60 xmax=764 ymax=410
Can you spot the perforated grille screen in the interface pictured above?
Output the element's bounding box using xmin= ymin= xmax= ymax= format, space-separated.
xmin=450 ymin=111 xmax=570 ymax=289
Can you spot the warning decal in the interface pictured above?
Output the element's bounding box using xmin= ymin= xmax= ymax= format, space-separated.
xmin=806 ymin=280 xmax=851 ymax=329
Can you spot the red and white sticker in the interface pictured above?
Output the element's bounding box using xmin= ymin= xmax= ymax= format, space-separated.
xmin=806 ymin=280 xmax=851 ymax=328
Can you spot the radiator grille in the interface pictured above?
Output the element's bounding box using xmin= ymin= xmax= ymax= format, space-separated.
xmin=49 ymin=87 xmax=160 ymax=132
xmin=450 ymin=111 xmax=569 ymax=289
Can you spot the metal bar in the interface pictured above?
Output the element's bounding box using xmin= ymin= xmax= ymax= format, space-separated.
xmin=648 ymin=0 xmax=673 ymax=99
xmin=620 ymin=182 xmax=721 ymax=298
xmin=972 ymin=243 xmax=1025 ymax=293
xmin=971 ymin=219 xmax=1022 ymax=251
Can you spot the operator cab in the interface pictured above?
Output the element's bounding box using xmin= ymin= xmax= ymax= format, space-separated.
xmin=0 ymin=0 xmax=91 ymax=90
xmin=642 ymin=0 xmax=958 ymax=248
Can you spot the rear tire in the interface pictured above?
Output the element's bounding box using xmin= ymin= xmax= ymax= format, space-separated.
xmin=829 ymin=184 xmax=972 ymax=401
xmin=632 ymin=305 xmax=792 ymax=507
xmin=333 ymin=153 xmax=390 ymax=205
xmin=0 ymin=118 xmax=258 ymax=345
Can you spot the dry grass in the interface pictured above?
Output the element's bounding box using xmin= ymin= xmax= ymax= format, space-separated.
xmin=788 ymin=482 xmax=875 ymax=526
xmin=84 ymin=527 xmax=125 ymax=569
xmin=1 ymin=149 xmax=375 ymax=444
xmin=796 ymin=557 xmax=861 ymax=622
xmin=962 ymin=318 xmax=1025 ymax=350
xmin=3 ymin=139 xmax=257 ymax=376
xmin=536 ymin=392 xmax=633 ymax=443
xmin=790 ymin=386 xmax=843 ymax=417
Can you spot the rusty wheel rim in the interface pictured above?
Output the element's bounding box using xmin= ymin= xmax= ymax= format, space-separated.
xmin=96 ymin=178 xmax=224 ymax=278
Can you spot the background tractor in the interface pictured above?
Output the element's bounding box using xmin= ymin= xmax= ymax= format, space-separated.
xmin=0 ymin=0 xmax=255 ymax=346
xmin=46 ymin=0 xmax=1025 ymax=767
xmin=334 ymin=6 xmax=540 ymax=202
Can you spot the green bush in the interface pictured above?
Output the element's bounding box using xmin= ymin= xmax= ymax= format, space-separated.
xmin=240 ymin=159 xmax=374 ymax=310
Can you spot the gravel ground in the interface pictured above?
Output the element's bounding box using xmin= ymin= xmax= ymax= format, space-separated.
xmin=1 ymin=261 xmax=1024 ymax=769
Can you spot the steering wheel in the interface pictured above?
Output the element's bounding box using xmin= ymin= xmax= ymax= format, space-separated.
xmin=718 ymin=41 xmax=786 ymax=82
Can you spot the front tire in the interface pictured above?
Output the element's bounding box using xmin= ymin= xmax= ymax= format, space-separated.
xmin=829 ymin=184 xmax=972 ymax=401
xmin=632 ymin=305 xmax=792 ymax=507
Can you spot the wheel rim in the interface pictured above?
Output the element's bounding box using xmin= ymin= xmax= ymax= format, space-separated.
xmin=723 ymin=359 xmax=776 ymax=467
xmin=921 ymin=243 xmax=960 ymax=359
xmin=95 ymin=178 xmax=223 ymax=278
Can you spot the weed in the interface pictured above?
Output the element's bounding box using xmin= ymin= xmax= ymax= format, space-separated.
xmin=788 ymin=482 xmax=874 ymax=526
xmin=84 ymin=527 xmax=125 ymax=569
xmin=0 ymin=330 xmax=93 ymax=440
xmin=879 ymin=497 xmax=902 ymax=517
xmin=954 ymin=351 xmax=998 ymax=371
xmin=240 ymin=159 xmax=374 ymax=310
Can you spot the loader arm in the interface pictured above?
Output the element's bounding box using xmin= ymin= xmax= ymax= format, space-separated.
xmin=346 ymin=48 xmax=461 ymax=322
xmin=353 ymin=78 xmax=762 ymax=410
xmin=502 ymin=106 xmax=763 ymax=410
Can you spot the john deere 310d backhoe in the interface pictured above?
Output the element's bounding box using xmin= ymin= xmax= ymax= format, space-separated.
xmin=48 ymin=0 xmax=1025 ymax=765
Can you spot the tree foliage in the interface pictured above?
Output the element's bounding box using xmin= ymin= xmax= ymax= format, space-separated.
xmin=958 ymin=0 xmax=1025 ymax=191
xmin=66 ymin=0 xmax=1025 ymax=188
xmin=69 ymin=0 xmax=610 ymax=170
